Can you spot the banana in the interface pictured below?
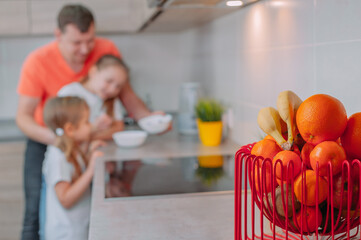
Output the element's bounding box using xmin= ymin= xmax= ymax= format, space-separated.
xmin=276 ymin=90 xmax=303 ymax=148
xmin=257 ymin=107 xmax=290 ymax=150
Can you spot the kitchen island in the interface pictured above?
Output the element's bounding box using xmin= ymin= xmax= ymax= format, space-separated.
xmin=89 ymin=129 xmax=240 ymax=240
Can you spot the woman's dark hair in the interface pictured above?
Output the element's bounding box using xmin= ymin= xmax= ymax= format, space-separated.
xmin=57 ymin=4 xmax=94 ymax=33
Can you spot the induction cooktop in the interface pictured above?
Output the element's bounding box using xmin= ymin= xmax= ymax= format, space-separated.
xmin=104 ymin=154 xmax=234 ymax=199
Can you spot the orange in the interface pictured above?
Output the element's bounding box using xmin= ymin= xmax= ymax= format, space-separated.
xmin=273 ymin=150 xmax=302 ymax=181
xmin=293 ymin=169 xmax=328 ymax=206
xmin=275 ymin=175 xmax=300 ymax=186
xmin=309 ymin=141 xmax=346 ymax=176
xmin=300 ymin=142 xmax=315 ymax=169
xmin=253 ymin=164 xmax=277 ymax=194
xmin=264 ymin=135 xmax=275 ymax=141
xmin=251 ymin=139 xmax=282 ymax=161
xmin=264 ymin=133 xmax=288 ymax=143
xmin=296 ymin=94 xmax=347 ymax=145
xmin=341 ymin=112 xmax=361 ymax=160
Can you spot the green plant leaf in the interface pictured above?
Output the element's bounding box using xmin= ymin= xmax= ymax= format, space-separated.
xmin=195 ymin=167 xmax=224 ymax=186
xmin=195 ymin=98 xmax=224 ymax=122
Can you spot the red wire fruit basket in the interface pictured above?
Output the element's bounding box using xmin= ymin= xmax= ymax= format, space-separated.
xmin=235 ymin=143 xmax=361 ymax=240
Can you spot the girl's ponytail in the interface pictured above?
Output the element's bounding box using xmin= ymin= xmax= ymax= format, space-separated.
xmin=55 ymin=135 xmax=87 ymax=179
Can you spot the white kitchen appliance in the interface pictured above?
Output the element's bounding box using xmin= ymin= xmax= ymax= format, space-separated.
xmin=177 ymin=82 xmax=201 ymax=135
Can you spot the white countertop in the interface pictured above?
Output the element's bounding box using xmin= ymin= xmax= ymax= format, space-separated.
xmin=89 ymin=129 xmax=240 ymax=240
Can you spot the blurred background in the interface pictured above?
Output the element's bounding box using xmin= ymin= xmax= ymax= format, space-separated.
xmin=1 ymin=0 xmax=361 ymax=238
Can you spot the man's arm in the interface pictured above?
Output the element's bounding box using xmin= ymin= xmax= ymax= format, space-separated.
xmin=119 ymin=82 xmax=173 ymax=134
xmin=119 ymin=82 xmax=151 ymax=121
xmin=16 ymin=95 xmax=55 ymax=145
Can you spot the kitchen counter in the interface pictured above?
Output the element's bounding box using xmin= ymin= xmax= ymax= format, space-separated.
xmin=89 ymin=129 xmax=240 ymax=240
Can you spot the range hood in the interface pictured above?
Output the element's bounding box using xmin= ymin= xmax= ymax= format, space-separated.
xmin=142 ymin=0 xmax=258 ymax=32
xmin=148 ymin=0 xmax=238 ymax=7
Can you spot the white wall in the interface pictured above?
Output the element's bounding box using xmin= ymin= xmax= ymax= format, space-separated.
xmin=107 ymin=33 xmax=192 ymax=113
xmin=0 ymin=37 xmax=48 ymax=120
xmin=181 ymin=0 xmax=361 ymax=145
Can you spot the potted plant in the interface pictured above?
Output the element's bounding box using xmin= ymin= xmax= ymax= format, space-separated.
xmin=195 ymin=98 xmax=224 ymax=146
xmin=196 ymin=155 xmax=224 ymax=186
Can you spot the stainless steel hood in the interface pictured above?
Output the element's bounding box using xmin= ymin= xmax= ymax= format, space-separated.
xmin=142 ymin=0 xmax=259 ymax=32
xmin=148 ymin=0 xmax=225 ymax=7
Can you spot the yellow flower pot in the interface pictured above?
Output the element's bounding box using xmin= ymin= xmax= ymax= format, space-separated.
xmin=196 ymin=155 xmax=224 ymax=186
xmin=197 ymin=155 xmax=224 ymax=168
xmin=197 ymin=119 xmax=223 ymax=146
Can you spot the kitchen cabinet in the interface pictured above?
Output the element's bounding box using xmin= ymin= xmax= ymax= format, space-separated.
xmin=0 ymin=1 xmax=29 ymax=35
xmin=0 ymin=0 xmax=156 ymax=36
xmin=29 ymin=0 xmax=157 ymax=35
xmin=0 ymin=0 xmax=250 ymax=36
xmin=29 ymin=1 xmax=64 ymax=35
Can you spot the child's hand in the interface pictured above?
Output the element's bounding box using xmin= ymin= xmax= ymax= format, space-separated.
xmin=88 ymin=150 xmax=103 ymax=173
xmin=94 ymin=113 xmax=113 ymax=130
xmin=89 ymin=140 xmax=107 ymax=153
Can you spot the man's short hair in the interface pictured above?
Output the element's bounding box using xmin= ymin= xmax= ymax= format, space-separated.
xmin=57 ymin=4 xmax=94 ymax=33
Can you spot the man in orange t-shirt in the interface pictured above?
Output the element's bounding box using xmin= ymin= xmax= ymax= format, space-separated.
xmin=16 ymin=5 xmax=151 ymax=240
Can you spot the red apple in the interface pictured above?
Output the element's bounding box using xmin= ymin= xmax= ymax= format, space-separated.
xmin=294 ymin=206 xmax=322 ymax=233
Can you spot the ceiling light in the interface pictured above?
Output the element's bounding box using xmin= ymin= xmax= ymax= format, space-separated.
xmin=226 ymin=1 xmax=244 ymax=7
xmin=270 ymin=1 xmax=287 ymax=7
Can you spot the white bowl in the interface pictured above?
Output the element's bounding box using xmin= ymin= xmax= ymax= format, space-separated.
xmin=138 ymin=114 xmax=172 ymax=134
xmin=112 ymin=130 xmax=148 ymax=148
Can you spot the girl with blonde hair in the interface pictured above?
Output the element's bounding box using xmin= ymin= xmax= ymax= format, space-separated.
xmin=42 ymin=96 xmax=103 ymax=240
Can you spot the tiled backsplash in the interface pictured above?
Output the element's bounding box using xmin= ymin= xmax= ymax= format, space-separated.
xmin=1 ymin=0 xmax=361 ymax=145
xmin=0 ymin=32 xmax=190 ymax=120
xmin=183 ymin=0 xmax=361 ymax=145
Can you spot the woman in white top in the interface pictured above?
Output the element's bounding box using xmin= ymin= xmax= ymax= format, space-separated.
xmin=42 ymin=96 xmax=103 ymax=240
xmin=58 ymin=54 xmax=129 ymax=140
